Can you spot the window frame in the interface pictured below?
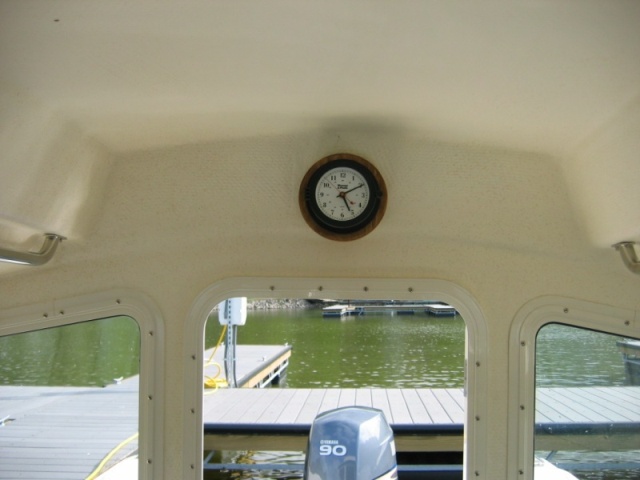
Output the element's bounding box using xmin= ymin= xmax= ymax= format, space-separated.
xmin=508 ymin=296 xmax=638 ymax=479
xmin=183 ymin=276 xmax=489 ymax=479
xmin=0 ymin=289 xmax=164 ymax=480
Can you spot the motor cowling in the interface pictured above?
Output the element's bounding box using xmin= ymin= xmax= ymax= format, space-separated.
xmin=304 ymin=406 xmax=398 ymax=480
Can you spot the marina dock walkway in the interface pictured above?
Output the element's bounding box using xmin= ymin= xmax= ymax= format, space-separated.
xmin=2 ymin=351 xmax=638 ymax=479
xmin=0 ymin=344 xmax=290 ymax=480
xmin=204 ymin=344 xmax=292 ymax=388
xmin=203 ymin=386 xmax=640 ymax=453
xmin=322 ymin=303 xmax=457 ymax=317
xmin=203 ymin=387 xmax=465 ymax=452
xmin=0 ymin=379 xmax=139 ymax=480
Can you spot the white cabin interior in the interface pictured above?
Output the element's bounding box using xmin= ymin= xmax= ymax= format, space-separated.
xmin=1 ymin=2 xmax=639 ymax=479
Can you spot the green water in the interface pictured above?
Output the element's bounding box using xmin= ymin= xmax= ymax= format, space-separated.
xmin=205 ymin=308 xmax=466 ymax=389
xmin=4 ymin=310 xmax=629 ymax=391
xmin=0 ymin=316 xmax=140 ymax=387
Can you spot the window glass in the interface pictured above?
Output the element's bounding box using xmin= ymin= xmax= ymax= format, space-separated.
xmin=0 ymin=316 xmax=140 ymax=479
xmin=203 ymin=298 xmax=466 ymax=479
xmin=534 ymin=323 xmax=640 ymax=480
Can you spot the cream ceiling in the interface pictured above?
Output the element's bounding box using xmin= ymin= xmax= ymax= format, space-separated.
xmin=1 ymin=1 xmax=639 ymax=157
xmin=0 ymin=1 xmax=639 ymax=258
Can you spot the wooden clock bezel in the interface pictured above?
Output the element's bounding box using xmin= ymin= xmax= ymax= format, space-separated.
xmin=299 ymin=153 xmax=387 ymax=241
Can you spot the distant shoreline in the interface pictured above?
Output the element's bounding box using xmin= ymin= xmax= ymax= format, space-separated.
xmin=247 ymin=298 xmax=314 ymax=310
xmin=210 ymin=298 xmax=316 ymax=315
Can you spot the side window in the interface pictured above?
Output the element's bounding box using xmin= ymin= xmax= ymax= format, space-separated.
xmin=0 ymin=316 xmax=140 ymax=480
xmin=534 ymin=323 xmax=640 ymax=480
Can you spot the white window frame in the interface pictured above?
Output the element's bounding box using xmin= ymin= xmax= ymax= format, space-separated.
xmin=0 ymin=289 xmax=164 ymax=480
xmin=508 ymin=296 xmax=639 ymax=479
xmin=183 ymin=276 xmax=489 ymax=479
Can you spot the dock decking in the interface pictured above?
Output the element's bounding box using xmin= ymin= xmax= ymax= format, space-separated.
xmin=204 ymin=344 xmax=292 ymax=388
xmin=322 ymin=303 xmax=458 ymax=317
xmin=203 ymin=386 xmax=640 ymax=453
xmin=0 ymin=344 xmax=291 ymax=479
xmin=535 ymin=386 xmax=640 ymax=451
xmin=0 ymin=379 xmax=139 ymax=480
xmin=203 ymin=388 xmax=465 ymax=453
xmin=2 ymin=352 xmax=638 ymax=480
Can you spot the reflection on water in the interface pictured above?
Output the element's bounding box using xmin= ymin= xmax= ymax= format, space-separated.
xmin=0 ymin=316 xmax=140 ymax=387
xmin=535 ymin=324 xmax=627 ymax=387
xmin=206 ymin=308 xmax=466 ymax=389
xmin=205 ymin=451 xmax=304 ymax=480
xmin=543 ymin=451 xmax=640 ymax=480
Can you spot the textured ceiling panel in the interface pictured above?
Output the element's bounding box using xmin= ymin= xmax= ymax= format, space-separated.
xmin=1 ymin=1 xmax=638 ymax=156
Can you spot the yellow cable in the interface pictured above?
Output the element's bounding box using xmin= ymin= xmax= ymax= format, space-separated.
xmin=204 ymin=362 xmax=229 ymax=391
xmin=85 ymin=432 xmax=139 ymax=480
xmin=206 ymin=324 xmax=227 ymax=365
xmin=87 ymin=325 xmax=229 ymax=478
xmin=204 ymin=376 xmax=228 ymax=393
xmin=204 ymin=325 xmax=228 ymax=392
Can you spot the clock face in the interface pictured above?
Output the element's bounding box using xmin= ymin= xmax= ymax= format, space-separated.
xmin=299 ymin=154 xmax=387 ymax=241
xmin=314 ymin=166 xmax=371 ymax=222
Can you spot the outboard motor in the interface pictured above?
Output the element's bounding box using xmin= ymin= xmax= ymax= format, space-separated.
xmin=304 ymin=406 xmax=398 ymax=480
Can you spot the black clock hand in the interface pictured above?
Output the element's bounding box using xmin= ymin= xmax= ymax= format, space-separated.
xmin=337 ymin=191 xmax=351 ymax=211
xmin=344 ymin=183 xmax=364 ymax=195
xmin=340 ymin=183 xmax=363 ymax=208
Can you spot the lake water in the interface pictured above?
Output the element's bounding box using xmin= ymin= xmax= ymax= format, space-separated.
xmin=1 ymin=308 xmax=638 ymax=479
xmin=205 ymin=308 xmax=466 ymax=389
xmin=0 ymin=316 xmax=140 ymax=387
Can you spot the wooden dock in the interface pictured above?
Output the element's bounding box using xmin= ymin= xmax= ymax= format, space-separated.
xmin=0 ymin=378 xmax=139 ymax=480
xmin=0 ymin=344 xmax=291 ymax=479
xmin=322 ymin=303 xmax=457 ymax=317
xmin=204 ymin=344 xmax=292 ymax=388
xmin=2 ymin=359 xmax=638 ymax=479
xmin=425 ymin=304 xmax=457 ymax=316
xmin=322 ymin=304 xmax=362 ymax=317
xmin=203 ymin=388 xmax=465 ymax=453
xmin=203 ymin=386 xmax=640 ymax=453
xmin=535 ymin=386 xmax=640 ymax=451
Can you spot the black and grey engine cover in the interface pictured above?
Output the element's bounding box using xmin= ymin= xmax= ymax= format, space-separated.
xmin=304 ymin=406 xmax=398 ymax=480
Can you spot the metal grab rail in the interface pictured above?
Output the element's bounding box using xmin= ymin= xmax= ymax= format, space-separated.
xmin=0 ymin=233 xmax=65 ymax=266
xmin=613 ymin=241 xmax=640 ymax=275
